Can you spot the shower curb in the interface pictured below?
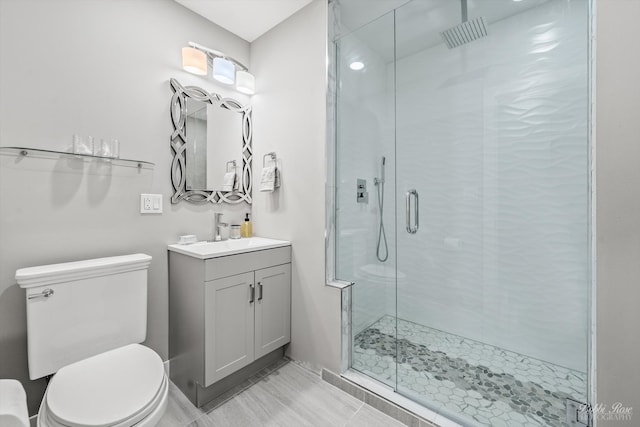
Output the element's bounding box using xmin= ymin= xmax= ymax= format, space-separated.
xmin=321 ymin=369 xmax=439 ymax=427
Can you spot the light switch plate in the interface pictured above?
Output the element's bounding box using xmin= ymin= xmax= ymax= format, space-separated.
xmin=140 ymin=194 xmax=163 ymax=214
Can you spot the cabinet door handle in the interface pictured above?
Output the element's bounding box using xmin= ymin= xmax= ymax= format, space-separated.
xmin=249 ymin=283 xmax=255 ymax=303
xmin=257 ymin=282 xmax=263 ymax=301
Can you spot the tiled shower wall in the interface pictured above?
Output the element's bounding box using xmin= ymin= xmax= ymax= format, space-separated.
xmin=395 ymin=0 xmax=589 ymax=372
xmin=338 ymin=0 xmax=589 ymax=372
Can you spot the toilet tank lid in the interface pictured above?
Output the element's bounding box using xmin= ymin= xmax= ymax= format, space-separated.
xmin=16 ymin=254 xmax=152 ymax=289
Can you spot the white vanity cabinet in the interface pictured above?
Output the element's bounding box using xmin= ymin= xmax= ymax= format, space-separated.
xmin=168 ymin=239 xmax=291 ymax=407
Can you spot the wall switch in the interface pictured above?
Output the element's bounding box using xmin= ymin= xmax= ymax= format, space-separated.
xmin=140 ymin=194 xmax=163 ymax=214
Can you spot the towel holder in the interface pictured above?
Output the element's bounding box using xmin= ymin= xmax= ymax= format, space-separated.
xmin=226 ymin=160 xmax=236 ymax=172
xmin=263 ymin=152 xmax=277 ymax=167
xmin=262 ymin=152 xmax=280 ymax=189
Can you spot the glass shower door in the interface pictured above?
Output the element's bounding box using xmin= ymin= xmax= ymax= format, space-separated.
xmin=335 ymin=11 xmax=398 ymax=389
xmin=393 ymin=0 xmax=590 ymax=426
xmin=336 ymin=0 xmax=591 ymax=425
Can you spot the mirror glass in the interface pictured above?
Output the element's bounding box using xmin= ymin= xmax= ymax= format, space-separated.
xmin=170 ymin=78 xmax=252 ymax=204
xmin=184 ymin=98 xmax=242 ymax=191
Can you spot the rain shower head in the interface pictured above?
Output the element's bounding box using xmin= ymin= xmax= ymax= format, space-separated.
xmin=440 ymin=0 xmax=488 ymax=49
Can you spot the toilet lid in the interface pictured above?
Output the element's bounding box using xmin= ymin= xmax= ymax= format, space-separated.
xmin=46 ymin=344 xmax=165 ymax=427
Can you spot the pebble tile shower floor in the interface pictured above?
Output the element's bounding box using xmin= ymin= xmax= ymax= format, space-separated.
xmin=353 ymin=316 xmax=587 ymax=427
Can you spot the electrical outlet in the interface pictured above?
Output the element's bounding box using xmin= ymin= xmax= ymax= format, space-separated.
xmin=140 ymin=194 xmax=163 ymax=214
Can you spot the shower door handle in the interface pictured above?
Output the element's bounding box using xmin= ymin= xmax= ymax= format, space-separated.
xmin=406 ymin=189 xmax=419 ymax=234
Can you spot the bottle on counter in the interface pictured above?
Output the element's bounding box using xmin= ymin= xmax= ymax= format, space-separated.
xmin=240 ymin=213 xmax=253 ymax=238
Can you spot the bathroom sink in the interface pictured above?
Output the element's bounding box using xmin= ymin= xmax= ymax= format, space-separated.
xmin=168 ymin=237 xmax=290 ymax=259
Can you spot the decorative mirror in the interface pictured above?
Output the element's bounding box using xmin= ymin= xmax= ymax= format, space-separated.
xmin=170 ymin=78 xmax=252 ymax=204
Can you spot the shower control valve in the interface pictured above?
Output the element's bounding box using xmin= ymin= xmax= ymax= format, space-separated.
xmin=356 ymin=179 xmax=368 ymax=204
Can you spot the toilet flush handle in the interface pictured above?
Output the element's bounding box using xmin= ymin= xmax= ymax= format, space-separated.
xmin=27 ymin=288 xmax=54 ymax=300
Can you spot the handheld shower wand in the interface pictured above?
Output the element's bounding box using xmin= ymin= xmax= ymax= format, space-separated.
xmin=374 ymin=157 xmax=386 ymax=185
xmin=374 ymin=157 xmax=388 ymax=263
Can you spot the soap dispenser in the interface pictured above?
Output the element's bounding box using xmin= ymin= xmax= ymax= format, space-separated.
xmin=241 ymin=213 xmax=253 ymax=238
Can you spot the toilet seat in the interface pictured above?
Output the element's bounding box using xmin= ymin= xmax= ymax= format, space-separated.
xmin=37 ymin=344 xmax=168 ymax=427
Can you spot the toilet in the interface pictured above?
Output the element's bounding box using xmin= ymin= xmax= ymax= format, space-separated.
xmin=13 ymin=253 xmax=168 ymax=427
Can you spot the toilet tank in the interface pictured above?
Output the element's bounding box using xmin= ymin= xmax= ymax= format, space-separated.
xmin=15 ymin=254 xmax=152 ymax=380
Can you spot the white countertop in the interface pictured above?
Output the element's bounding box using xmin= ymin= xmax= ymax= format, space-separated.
xmin=168 ymin=237 xmax=291 ymax=259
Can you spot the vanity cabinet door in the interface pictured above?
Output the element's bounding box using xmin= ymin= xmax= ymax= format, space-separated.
xmin=204 ymin=271 xmax=255 ymax=386
xmin=254 ymin=264 xmax=291 ymax=359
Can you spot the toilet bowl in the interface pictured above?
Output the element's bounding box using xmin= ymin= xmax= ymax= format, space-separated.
xmin=15 ymin=254 xmax=168 ymax=426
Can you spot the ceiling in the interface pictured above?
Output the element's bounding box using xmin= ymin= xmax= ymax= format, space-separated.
xmin=174 ymin=0 xmax=313 ymax=42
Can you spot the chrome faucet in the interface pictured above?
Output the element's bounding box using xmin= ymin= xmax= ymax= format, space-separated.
xmin=213 ymin=213 xmax=228 ymax=241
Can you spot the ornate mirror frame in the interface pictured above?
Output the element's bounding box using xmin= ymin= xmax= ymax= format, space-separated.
xmin=170 ymin=78 xmax=252 ymax=204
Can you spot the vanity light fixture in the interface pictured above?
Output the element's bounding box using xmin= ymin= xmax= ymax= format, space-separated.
xmin=236 ymin=70 xmax=256 ymax=95
xmin=182 ymin=42 xmax=256 ymax=95
xmin=213 ymin=57 xmax=235 ymax=84
xmin=182 ymin=47 xmax=207 ymax=75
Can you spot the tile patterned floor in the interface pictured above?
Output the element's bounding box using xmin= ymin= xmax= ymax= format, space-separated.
xmin=157 ymin=359 xmax=407 ymax=427
xmin=353 ymin=316 xmax=587 ymax=427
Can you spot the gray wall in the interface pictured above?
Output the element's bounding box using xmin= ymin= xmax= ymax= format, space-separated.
xmin=250 ymin=0 xmax=342 ymax=373
xmin=595 ymin=0 xmax=640 ymax=424
xmin=0 ymin=0 xmax=250 ymax=414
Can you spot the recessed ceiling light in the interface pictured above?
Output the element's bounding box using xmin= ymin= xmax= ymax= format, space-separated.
xmin=350 ymin=61 xmax=364 ymax=71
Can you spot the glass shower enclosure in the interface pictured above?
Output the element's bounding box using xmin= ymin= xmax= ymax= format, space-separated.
xmin=333 ymin=0 xmax=592 ymax=425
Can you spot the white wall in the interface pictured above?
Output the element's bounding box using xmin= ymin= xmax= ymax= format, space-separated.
xmin=0 ymin=0 xmax=250 ymax=414
xmin=595 ymin=0 xmax=640 ymax=424
xmin=250 ymin=0 xmax=342 ymax=373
